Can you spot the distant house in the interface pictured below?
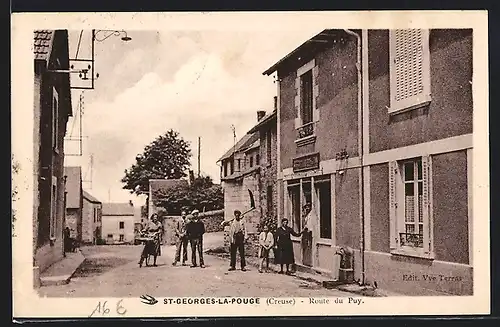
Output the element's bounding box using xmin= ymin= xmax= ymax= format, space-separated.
xmin=217 ymin=124 xmax=261 ymax=234
xmin=32 ymin=30 xmax=73 ymax=284
xmin=82 ymin=190 xmax=102 ymax=245
xmin=64 ymin=166 xmax=83 ymax=241
xmin=101 ymin=201 xmax=135 ymax=244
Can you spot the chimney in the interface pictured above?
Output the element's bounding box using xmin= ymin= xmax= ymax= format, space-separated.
xmin=273 ymin=96 xmax=278 ymax=110
xmin=257 ymin=110 xmax=266 ymax=121
xmin=129 ymin=200 xmax=133 ymax=206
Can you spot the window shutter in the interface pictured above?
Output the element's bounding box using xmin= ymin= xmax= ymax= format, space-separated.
xmin=389 ymin=161 xmax=398 ymax=249
xmin=389 ymin=29 xmax=431 ymax=113
xmin=422 ymin=155 xmax=432 ymax=253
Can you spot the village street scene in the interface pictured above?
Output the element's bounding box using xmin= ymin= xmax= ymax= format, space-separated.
xmin=22 ymin=26 xmax=474 ymax=300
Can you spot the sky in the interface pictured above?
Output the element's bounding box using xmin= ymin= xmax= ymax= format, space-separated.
xmin=63 ymin=29 xmax=320 ymax=206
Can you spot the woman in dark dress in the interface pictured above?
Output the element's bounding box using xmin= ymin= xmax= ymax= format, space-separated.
xmin=275 ymin=218 xmax=304 ymax=275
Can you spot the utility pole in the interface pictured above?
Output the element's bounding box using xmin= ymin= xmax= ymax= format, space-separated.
xmin=198 ymin=136 xmax=201 ymax=178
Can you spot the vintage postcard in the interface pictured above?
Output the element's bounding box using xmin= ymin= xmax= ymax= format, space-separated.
xmin=11 ymin=11 xmax=490 ymax=318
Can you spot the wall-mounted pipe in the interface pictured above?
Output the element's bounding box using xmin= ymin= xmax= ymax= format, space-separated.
xmin=343 ymin=29 xmax=365 ymax=285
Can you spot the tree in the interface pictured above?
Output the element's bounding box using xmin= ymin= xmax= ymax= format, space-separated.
xmin=121 ymin=129 xmax=192 ymax=196
xmin=152 ymin=175 xmax=224 ymax=216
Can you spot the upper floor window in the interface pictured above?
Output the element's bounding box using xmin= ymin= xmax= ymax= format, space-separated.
xmin=249 ymin=156 xmax=254 ymax=168
xmin=223 ymin=161 xmax=228 ymax=177
xmin=229 ymin=160 xmax=234 ymax=175
xmin=119 ymin=221 xmax=125 ymax=229
xmin=389 ymin=29 xmax=431 ymax=114
xmin=52 ymin=87 xmax=59 ymax=153
xmin=237 ymin=159 xmax=241 ymax=172
xmin=256 ymin=153 xmax=260 ymax=165
xmin=389 ymin=156 xmax=433 ymax=258
xmin=300 ymin=70 xmax=314 ymax=125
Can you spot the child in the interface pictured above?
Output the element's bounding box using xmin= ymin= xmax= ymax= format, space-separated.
xmin=258 ymin=225 xmax=274 ymax=273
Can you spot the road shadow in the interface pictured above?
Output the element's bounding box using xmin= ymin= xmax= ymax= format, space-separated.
xmin=73 ymin=256 xmax=133 ymax=278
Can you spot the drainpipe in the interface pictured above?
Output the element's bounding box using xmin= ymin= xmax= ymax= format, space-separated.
xmin=343 ymin=29 xmax=365 ymax=285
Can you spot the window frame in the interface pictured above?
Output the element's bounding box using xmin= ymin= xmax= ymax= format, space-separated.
xmin=388 ymin=29 xmax=432 ymax=115
xmin=389 ymin=156 xmax=434 ymax=259
xmin=294 ymin=59 xmax=319 ymax=141
xmin=52 ymin=87 xmax=60 ymax=154
xmin=119 ymin=221 xmax=125 ymax=229
xmin=300 ymin=70 xmax=314 ymax=125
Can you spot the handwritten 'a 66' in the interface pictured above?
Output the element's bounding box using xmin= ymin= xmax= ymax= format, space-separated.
xmin=89 ymin=300 xmax=127 ymax=317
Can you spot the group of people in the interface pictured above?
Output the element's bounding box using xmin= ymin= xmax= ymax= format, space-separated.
xmin=139 ymin=203 xmax=315 ymax=275
xmin=221 ymin=208 xmax=310 ymax=275
xmin=172 ymin=209 xmax=206 ymax=268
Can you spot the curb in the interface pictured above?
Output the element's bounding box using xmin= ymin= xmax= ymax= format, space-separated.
xmin=40 ymin=249 xmax=86 ymax=287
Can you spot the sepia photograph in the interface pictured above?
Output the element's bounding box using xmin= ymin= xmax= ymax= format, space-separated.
xmin=12 ymin=11 xmax=489 ymax=318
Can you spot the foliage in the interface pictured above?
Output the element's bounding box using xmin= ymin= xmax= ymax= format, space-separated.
xmin=121 ymin=129 xmax=192 ymax=196
xmin=257 ymin=214 xmax=278 ymax=233
xmin=152 ymin=175 xmax=224 ymax=216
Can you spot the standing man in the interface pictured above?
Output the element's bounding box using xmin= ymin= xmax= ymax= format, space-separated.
xmin=186 ymin=209 xmax=205 ymax=268
xmin=172 ymin=210 xmax=189 ymax=266
xmin=221 ymin=209 xmax=247 ymax=271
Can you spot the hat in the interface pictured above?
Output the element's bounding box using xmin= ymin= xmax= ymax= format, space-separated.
xmin=191 ymin=209 xmax=200 ymax=215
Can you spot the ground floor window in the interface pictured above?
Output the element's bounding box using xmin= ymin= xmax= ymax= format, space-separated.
xmin=316 ymin=180 xmax=332 ymax=239
xmin=119 ymin=234 xmax=125 ymax=242
xmin=389 ymin=155 xmax=433 ymax=257
xmin=107 ymin=234 xmax=113 ymax=239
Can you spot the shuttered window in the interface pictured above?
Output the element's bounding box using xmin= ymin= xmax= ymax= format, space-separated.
xmin=389 ymin=29 xmax=431 ymax=114
xmin=389 ymin=156 xmax=433 ymax=257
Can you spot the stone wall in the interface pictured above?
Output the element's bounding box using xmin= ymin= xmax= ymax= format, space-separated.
xmin=259 ymin=125 xmax=278 ymax=224
xmin=162 ymin=209 xmax=225 ymax=245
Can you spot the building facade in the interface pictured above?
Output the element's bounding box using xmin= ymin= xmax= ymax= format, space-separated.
xmin=247 ymin=102 xmax=278 ymax=225
xmin=263 ymin=28 xmax=473 ymax=295
xmin=33 ymin=30 xmax=73 ymax=282
xmin=64 ymin=166 xmax=83 ymax=241
xmin=101 ymin=202 xmax=136 ymax=244
xmin=82 ymin=190 xmax=102 ymax=244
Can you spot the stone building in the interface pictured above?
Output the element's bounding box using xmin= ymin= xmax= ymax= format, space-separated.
xmin=64 ymin=166 xmax=83 ymax=241
xmin=248 ymin=98 xmax=278 ymax=226
xmin=82 ymin=190 xmax=102 ymax=244
xmin=218 ymin=108 xmax=278 ymax=255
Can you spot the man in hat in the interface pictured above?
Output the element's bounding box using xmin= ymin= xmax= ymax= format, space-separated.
xmin=221 ymin=209 xmax=248 ymax=271
xmin=186 ymin=209 xmax=205 ymax=268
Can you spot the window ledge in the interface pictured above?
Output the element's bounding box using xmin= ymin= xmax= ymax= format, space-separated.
xmin=316 ymin=238 xmax=332 ymax=246
xmin=388 ymin=98 xmax=432 ymax=116
xmin=390 ymin=248 xmax=435 ymax=260
xmin=295 ymin=134 xmax=317 ymax=147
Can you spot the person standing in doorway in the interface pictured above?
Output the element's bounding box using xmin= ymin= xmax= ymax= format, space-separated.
xmin=186 ymin=209 xmax=205 ymax=268
xmin=172 ymin=210 xmax=189 ymax=266
xmin=221 ymin=209 xmax=248 ymax=271
xmin=301 ymin=203 xmax=315 ymax=267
